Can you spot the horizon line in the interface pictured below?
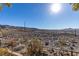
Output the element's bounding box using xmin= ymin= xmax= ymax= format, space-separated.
xmin=0 ymin=24 xmax=79 ymax=30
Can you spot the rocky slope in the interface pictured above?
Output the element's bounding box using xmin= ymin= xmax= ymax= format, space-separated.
xmin=0 ymin=24 xmax=79 ymax=55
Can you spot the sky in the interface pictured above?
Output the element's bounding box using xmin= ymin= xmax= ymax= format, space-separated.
xmin=0 ymin=3 xmax=79 ymax=29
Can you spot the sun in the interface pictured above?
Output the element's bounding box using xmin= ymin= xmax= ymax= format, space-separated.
xmin=50 ymin=4 xmax=62 ymax=13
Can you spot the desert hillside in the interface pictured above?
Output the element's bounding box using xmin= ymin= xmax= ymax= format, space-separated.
xmin=0 ymin=25 xmax=79 ymax=56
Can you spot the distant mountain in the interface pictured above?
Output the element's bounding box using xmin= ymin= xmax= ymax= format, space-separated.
xmin=0 ymin=24 xmax=38 ymax=30
xmin=0 ymin=24 xmax=79 ymax=35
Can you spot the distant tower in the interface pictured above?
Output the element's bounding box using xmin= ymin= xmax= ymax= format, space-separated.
xmin=24 ymin=21 xmax=26 ymax=30
xmin=75 ymin=29 xmax=76 ymax=37
xmin=23 ymin=21 xmax=26 ymax=42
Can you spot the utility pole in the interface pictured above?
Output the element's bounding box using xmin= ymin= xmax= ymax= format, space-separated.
xmin=75 ymin=29 xmax=76 ymax=37
xmin=24 ymin=21 xmax=26 ymax=30
xmin=22 ymin=21 xmax=26 ymax=43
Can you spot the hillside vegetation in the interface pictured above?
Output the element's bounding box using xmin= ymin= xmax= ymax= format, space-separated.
xmin=0 ymin=25 xmax=79 ymax=56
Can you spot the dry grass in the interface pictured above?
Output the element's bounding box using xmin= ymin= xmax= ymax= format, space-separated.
xmin=0 ymin=48 xmax=12 ymax=56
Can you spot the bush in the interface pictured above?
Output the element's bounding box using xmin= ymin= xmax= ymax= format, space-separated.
xmin=0 ymin=48 xmax=12 ymax=56
xmin=27 ymin=38 xmax=47 ymax=56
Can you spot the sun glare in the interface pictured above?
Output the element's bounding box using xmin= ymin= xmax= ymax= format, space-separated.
xmin=50 ymin=4 xmax=62 ymax=13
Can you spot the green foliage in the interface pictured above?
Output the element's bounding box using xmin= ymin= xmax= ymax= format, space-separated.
xmin=5 ymin=3 xmax=11 ymax=7
xmin=0 ymin=4 xmax=2 ymax=11
xmin=0 ymin=3 xmax=11 ymax=11
xmin=71 ymin=3 xmax=79 ymax=11
xmin=27 ymin=38 xmax=44 ymax=56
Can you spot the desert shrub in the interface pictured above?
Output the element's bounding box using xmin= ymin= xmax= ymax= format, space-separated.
xmin=13 ymin=44 xmax=25 ymax=51
xmin=0 ymin=48 xmax=12 ymax=56
xmin=6 ymin=39 xmax=17 ymax=50
xmin=27 ymin=38 xmax=47 ymax=56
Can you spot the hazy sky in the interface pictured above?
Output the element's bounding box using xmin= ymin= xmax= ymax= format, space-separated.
xmin=0 ymin=3 xmax=79 ymax=29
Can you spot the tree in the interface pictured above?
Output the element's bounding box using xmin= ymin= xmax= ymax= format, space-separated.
xmin=0 ymin=3 xmax=11 ymax=11
xmin=71 ymin=3 xmax=79 ymax=11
